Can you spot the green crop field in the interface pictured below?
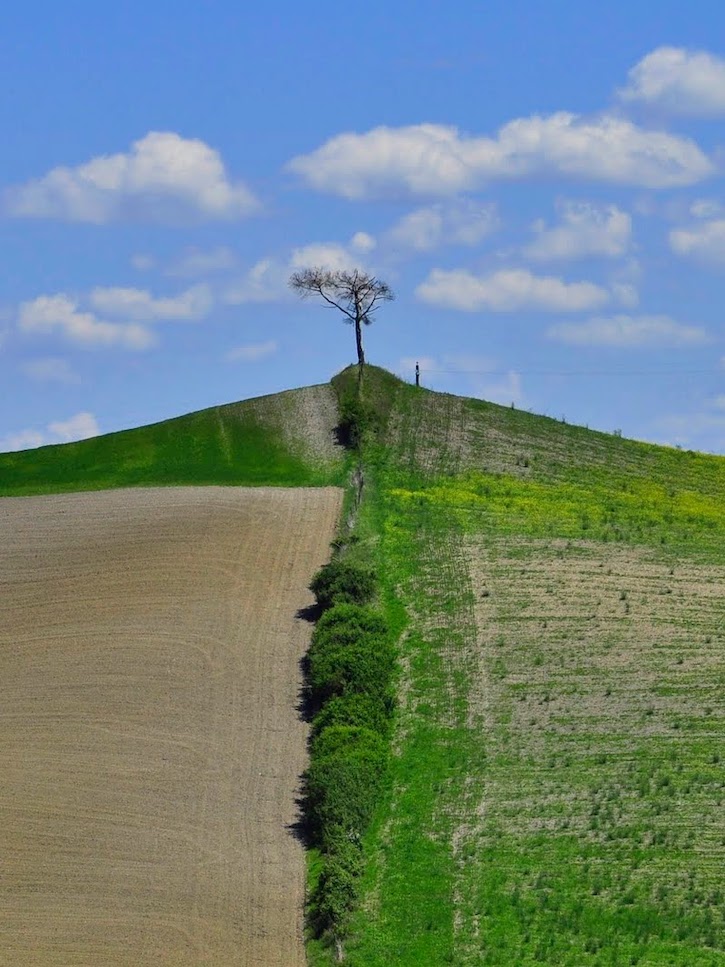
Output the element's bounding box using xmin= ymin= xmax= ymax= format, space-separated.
xmin=2 ymin=366 xmax=722 ymax=965
xmin=316 ymin=367 xmax=725 ymax=966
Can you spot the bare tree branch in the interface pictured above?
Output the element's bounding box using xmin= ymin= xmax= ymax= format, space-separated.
xmin=289 ymin=265 xmax=394 ymax=369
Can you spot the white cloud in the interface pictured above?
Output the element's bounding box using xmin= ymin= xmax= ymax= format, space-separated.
xmin=608 ymin=257 xmax=642 ymax=308
xmin=689 ymin=198 xmax=725 ymax=218
xmin=350 ymin=231 xmax=376 ymax=253
xmin=547 ymin=314 xmax=709 ymax=347
xmin=223 ymin=258 xmax=290 ymax=304
xmin=18 ymin=294 xmax=155 ymax=349
xmin=669 ymin=219 xmax=725 ymax=263
xmin=21 ymin=357 xmax=79 ymax=384
xmin=1 ymin=429 xmax=47 ymax=451
xmin=166 ymin=246 xmax=237 ymax=277
xmin=5 ymin=132 xmax=258 ymax=223
xmin=524 ymin=201 xmax=632 ymax=260
xmin=288 ymin=114 xmax=712 ymax=199
xmin=711 ymin=394 xmax=725 ymax=410
xmin=416 ymin=267 xmax=609 ymax=312
xmin=223 ymin=233 xmax=375 ymax=305
xmin=290 ymin=240 xmax=366 ymax=273
xmin=611 ymin=282 xmax=639 ymax=308
xmin=89 ymin=283 xmax=212 ymax=321
xmin=225 ymin=340 xmax=278 ymax=362
xmin=619 ymin=46 xmax=725 ymax=116
xmin=387 ymin=200 xmax=499 ymax=251
xmin=48 ymin=412 xmax=99 ymax=442
xmin=0 ymin=411 xmax=99 ymax=453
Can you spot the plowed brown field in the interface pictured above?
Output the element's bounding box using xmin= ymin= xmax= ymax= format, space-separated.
xmin=0 ymin=486 xmax=342 ymax=966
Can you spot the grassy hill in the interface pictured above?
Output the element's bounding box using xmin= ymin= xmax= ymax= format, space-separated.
xmin=0 ymin=383 xmax=345 ymax=495
xmin=2 ymin=366 xmax=723 ymax=965
xmin=321 ymin=367 xmax=724 ymax=966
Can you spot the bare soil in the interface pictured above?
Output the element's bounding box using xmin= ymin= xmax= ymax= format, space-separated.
xmin=244 ymin=384 xmax=344 ymax=469
xmin=0 ymin=486 xmax=342 ymax=966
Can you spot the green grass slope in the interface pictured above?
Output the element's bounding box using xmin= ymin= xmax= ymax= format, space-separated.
xmin=322 ymin=367 xmax=725 ymax=967
xmin=0 ymin=384 xmax=345 ymax=495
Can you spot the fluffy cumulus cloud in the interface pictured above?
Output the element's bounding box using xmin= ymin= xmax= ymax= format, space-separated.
xmin=387 ymin=200 xmax=499 ymax=251
xmin=223 ymin=233 xmax=375 ymax=305
xmin=18 ymin=295 xmax=155 ymax=349
xmin=619 ymin=46 xmax=725 ymax=116
xmin=349 ymin=231 xmax=376 ymax=253
xmin=416 ymin=267 xmax=609 ymax=312
xmin=5 ymin=132 xmax=258 ymax=223
xmin=607 ymin=258 xmax=642 ymax=308
xmin=669 ymin=219 xmax=725 ymax=263
xmin=291 ymin=231 xmax=376 ymax=272
xmin=287 ymin=114 xmax=712 ymax=199
xmin=225 ymin=340 xmax=278 ymax=362
xmin=89 ymin=283 xmax=212 ymax=321
xmin=524 ymin=201 xmax=632 ymax=260
xmin=689 ymin=198 xmax=725 ymax=219
xmin=222 ymin=259 xmax=289 ymax=305
xmin=290 ymin=242 xmax=360 ymax=273
xmin=547 ymin=314 xmax=710 ymax=347
xmin=0 ymin=411 xmax=99 ymax=453
xmin=610 ymin=283 xmax=639 ymax=308
xmin=17 ymin=282 xmax=213 ymax=350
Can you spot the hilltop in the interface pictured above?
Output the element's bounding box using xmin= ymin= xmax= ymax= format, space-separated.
xmin=2 ymin=365 xmax=721 ymax=505
xmin=0 ymin=382 xmax=344 ymax=495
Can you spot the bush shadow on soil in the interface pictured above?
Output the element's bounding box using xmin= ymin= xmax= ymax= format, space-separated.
xmin=287 ymin=639 xmax=317 ymax=849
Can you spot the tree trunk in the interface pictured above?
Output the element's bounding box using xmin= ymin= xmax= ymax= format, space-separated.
xmin=354 ymin=318 xmax=365 ymax=370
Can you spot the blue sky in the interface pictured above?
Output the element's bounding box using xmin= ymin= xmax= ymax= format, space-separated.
xmin=1 ymin=1 xmax=724 ymax=453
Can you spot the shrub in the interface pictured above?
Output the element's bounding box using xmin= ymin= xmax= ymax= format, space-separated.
xmin=304 ymin=549 xmax=395 ymax=941
xmin=313 ymin=837 xmax=364 ymax=934
xmin=304 ymin=739 xmax=389 ymax=848
xmin=308 ymin=637 xmax=396 ymax=705
xmin=310 ymin=603 xmax=388 ymax=654
xmin=312 ymin=692 xmax=394 ymax=740
xmin=337 ymin=392 xmax=380 ymax=449
xmin=310 ymin=559 xmax=376 ymax=611
xmin=311 ymin=724 xmax=388 ymax=761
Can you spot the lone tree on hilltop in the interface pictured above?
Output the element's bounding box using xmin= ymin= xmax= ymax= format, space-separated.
xmin=289 ymin=267 xmax=394 ymax=376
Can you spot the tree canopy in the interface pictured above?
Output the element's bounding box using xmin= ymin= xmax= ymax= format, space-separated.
xmin=289 ymin=267 xmax=394 ymax=372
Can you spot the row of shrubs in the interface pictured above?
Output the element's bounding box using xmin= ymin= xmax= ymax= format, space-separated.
xmin=304 ymin=557 xmax=395 ymax=941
